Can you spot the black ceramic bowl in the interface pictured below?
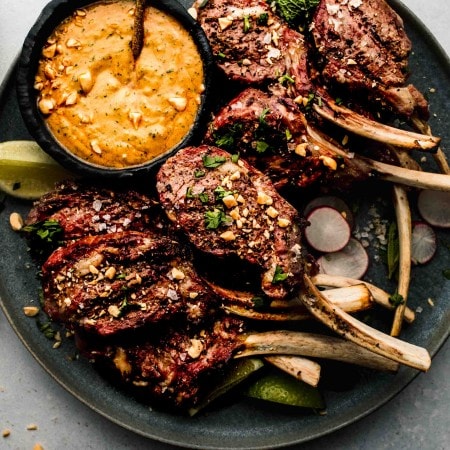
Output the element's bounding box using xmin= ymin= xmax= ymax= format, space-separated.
xmin=16 ymin=0 xmax=215 ymax=180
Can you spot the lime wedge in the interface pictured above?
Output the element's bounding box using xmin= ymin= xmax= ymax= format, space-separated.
xmin=0 ymin=140 xmax=73 ymax=200
xmin=189 ymin=358 xmax=264 ymax=416
xmin=244 ymin=370 xmax=325 ymax=409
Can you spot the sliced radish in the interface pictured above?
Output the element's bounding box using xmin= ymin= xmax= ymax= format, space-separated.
xmin=417 ymin=190 xmax=450 ymax=228
xmin=303 ymin=195 xmax=354 ymax=228
xmin=411 ymin=222 xmax=437 ymax=265
xmin=317 ymin=238 xmax=369 ymax=279
xmin=304 ymin=206 xmax=351 ymax=253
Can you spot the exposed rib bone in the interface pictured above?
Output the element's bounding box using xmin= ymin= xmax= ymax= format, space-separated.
xmin=224 ymin=284 xmax=372 ymax=321
xmin=301 ymin=275 xmax=431 ymax=371
xmin=363 ymin=157 xmax=450 ymax=191
xmin=239 ymin=331 xmax=399 ymax=372
xmin=390 ymin=184 xmax=412 ymax=337
xmin=265 ymin=356 xmax=321 ymax=387
xmin=307 ymin=126 xmax=450 ymax=191
xmin=311 ymin=273 xmax=416 ymax=324
xmin=313 ymin=101 xmax=440 ymax=151
xmin=411 ymin=115 xmax=450 ymax=174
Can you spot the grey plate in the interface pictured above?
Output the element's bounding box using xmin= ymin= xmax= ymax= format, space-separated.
xmin=0 ymin=1 xmax=449 ymax=449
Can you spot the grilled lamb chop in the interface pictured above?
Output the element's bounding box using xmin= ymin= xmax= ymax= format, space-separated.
xmin=23 ymin=180 xmax=167 ymax=258
xmin=195 ymin=0 xmax=295 ymax=85
xmin=206 ymin=88 xmax=450 ymax=192
xmin=78 ymin=314 xmax=246 ymax=411
xmin=310 ymin=0 xmax=429 ymax=119
xmin=42 ymin=231 xmax=220 ymax=337
xmin=204 ymin=87 xmax=368 ymax=190
xmin=156 ymin=145 xmax=307 ymax=299
xmin=80 ymin=310 xmax=406 ymax=411
xmin=194 ymin=0 xmax=438 ymax=150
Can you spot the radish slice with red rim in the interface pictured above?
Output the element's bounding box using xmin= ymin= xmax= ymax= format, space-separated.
xmin=317 ymin=238 xmax=369 ymax=279
xmin=417 ymin=190 xmax=450 ymax=228
xmin=411 ymin=222 xmax=437 ymax=265
xmin=304 ymin=206 xmax=351 ymax=253
xmin=303 ymin=195 xmax=354 ymax=229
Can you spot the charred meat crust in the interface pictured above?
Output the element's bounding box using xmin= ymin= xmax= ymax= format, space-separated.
xmin=42 ymin=231 xmax=220 ymax=337
xmin=196 ymin=0 xmax=291 ymax=85
xmin=156 ymin=145 xmax=305 ymax=299
xmin=204 ymin=87 xmax=369 ymax=190
xmin=79 ymin=315 xmax=246 ymax=411
xmin=310 ymin=0 xmax=429 ymax=119
xmin=24 ymin=180 xmax=165 ymax=241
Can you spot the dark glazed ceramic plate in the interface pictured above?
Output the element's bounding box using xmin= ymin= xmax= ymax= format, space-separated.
xmin=0 ymin=1 xmax=449 ymax=448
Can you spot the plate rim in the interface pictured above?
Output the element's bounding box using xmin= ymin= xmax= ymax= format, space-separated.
xmin=1 ymin=0 xmax=449 ymax=448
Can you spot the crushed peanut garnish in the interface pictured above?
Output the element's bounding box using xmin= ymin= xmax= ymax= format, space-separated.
xmin=9 ymin=212 xmax=24 ymax=231
xmin=23 ymin=306 xmax=40 ymax=317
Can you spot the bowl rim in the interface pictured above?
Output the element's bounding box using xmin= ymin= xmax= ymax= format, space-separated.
xmin=16 ymin=0 xmax=216 ymax=179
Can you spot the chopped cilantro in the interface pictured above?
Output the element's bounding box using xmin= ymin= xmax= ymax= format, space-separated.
xmin=255 ymin=141 xmax=269 ymax=153
xmin=257 ymin=13 xmax=269 ymax=26
xmin=285 ymin=128 xmax=292 ymax=141
xmin=278 ymin=73 xmax=295 ymax=85
xmin=272 ymin=266 xmax=288 ymax=284
xmin=252 ymin=296 xmax=272 ymax=310
xmin=37 ymin=320 xmax=56 ymax=340
xmin=214 ymin=186 xmax=234 ymax=200
xmin=259 ymin=108 xmax=270 ymax=127
xmin=194 ymin=168 xmax=205 ymax=178
xmin=204 ymin=208 xmax=230 ymax=229
xmin=389 ymin=292 xmax=405 ymax=307
xmin=214 ymin=124 xmax=243 ymax=150
xmin=198 ymin=192 xmax=210 ymax=203
xmin=202 ymin=154 xmax=227 ymax=168
xmin=22 ymin=219 xmax=63 ymax=244
xmin=231 ymin=153 xmax=240 ymax=164
xmin=186 ymin=186 xmax=196 ymax=199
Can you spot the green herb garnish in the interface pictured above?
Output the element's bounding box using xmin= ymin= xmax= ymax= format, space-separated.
xmin=272 ymin=266 xmax=288 ymax=284
xmin=214 ymin=186 xmax=234 ymax=200
xmin=389 ymin=292 xmax=405 ymax=307
xmin=255 ymin=141 xmax=270 ymax=153
xmin=231 ymin=153 xmax=240 ymax=164
xmin=243 ymin=15 xmax=251 ymax=33
xmin=204 ymin=208 xmax=229 ymax=229
xmin=22 ymin=219 xmax=63 ymax=244
xmin=274 ymin=0 xmax=319 ymax=26
xmin=278 ymin=73 xmax=295 ymax=85
xmin=194 ymin=168 xmax=206 ymax=178
xmin=387 ymin=221 xmax=399 ymax=279
xmin=252 ymin=296 xmax=272 ymax=310
xmin=202 ymin=154 xmax=227 ymax=168
xmin=257 ymin=13 xmax=269 ymax=26
xmin=214 ymin=124 xmax=243 ymax=150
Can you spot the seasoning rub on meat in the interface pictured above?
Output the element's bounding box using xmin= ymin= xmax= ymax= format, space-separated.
xmin=42 ymin=231 xmax=220 ymax=337
xmin=156 ymin=145 xmax=307 ymax=299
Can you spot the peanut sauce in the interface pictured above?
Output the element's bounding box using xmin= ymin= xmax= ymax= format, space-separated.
xmin=35 ymin=1 xmax=204 ymax=168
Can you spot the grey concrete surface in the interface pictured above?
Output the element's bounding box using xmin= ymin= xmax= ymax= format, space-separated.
xmin=0 ymin=1 xmax=448 ymax=449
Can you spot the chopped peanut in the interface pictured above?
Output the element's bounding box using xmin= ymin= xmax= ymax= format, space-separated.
xmin=222 ymin=194 xmax=238 ymax=208
xmin=9 ymin=212 xmax=24 ymax=231
xmin=257 ymin=191 xmax=273 ymax=206
xmin=23 ymin=306 xmax=40 ymax=317
xmin=220 ymin=230 xmax=236 ymax=241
